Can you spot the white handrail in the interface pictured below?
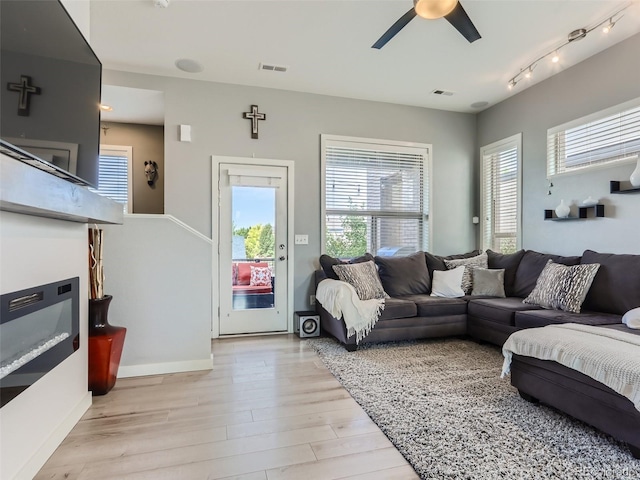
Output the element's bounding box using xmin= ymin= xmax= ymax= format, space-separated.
xmin=124 ymin=213 xmax=212 ymax=244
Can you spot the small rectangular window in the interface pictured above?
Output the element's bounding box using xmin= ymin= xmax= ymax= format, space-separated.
xmin=90 ymin=145 xmax=132 ymax=213
xmin=547 ymin=98 xmax=640 ymax=177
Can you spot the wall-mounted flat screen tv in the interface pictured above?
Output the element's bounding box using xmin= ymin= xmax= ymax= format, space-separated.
xmin=1 ymin=0 xmax=102 ymax=187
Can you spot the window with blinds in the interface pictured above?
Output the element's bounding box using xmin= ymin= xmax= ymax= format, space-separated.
xmin=547 ymin=98 xmax=640 ymax=177
xmin=321 ymin=135 xmax=430 ymax=258
xmin=90 ymin=145 xmax=132 ymax=213
xmin=480 ymin=134 xmax=521 ymax=254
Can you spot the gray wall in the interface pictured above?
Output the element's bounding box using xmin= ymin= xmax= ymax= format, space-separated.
xmin=477 ymin=33 xmax=640 ymax=256
xmin=102 ymin=70 xmax=477 ymax=309
xmin=101 ymin=122 xmax=165 ymax=214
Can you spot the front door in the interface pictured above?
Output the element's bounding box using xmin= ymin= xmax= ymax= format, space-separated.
xmin=218 ymin=163 xmax=288 ymax=334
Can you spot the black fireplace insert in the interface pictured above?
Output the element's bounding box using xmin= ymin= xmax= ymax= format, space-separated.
xmin=0 ymin=277 xmax=79 ymax=407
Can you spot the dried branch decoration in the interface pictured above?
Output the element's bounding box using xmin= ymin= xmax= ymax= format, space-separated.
xmin=89 ymin=227 xmax=104 ymax=300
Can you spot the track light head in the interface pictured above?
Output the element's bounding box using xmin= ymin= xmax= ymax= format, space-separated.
xmin=603 ymin=19 xmax=616 ymax=33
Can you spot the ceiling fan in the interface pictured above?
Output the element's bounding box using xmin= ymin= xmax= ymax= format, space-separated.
xmin=372 ymin=0 xmax=481 ymax=49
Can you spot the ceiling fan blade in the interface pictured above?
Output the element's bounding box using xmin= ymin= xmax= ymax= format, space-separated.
xmin=444 ymin=1 xmax=481 ymax=43
xmin=372 ymin=7 xmax=417 ymax=49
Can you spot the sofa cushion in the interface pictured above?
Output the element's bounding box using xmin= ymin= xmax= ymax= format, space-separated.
xmin=444 ymin=252 xmax=488 ymax=294
xmin=332 ymin=260 xmax=386 ymax=300
xmin=514 ymin=309 xmax=621 ymax=329
xmin=468 ymin=297 xmax=542 ymax=326
xmin=425 ymin=249 xmax=481 ymax=279
xmin=400 ymin=294 xmax=468 ymax=317
xmin=600 ymin=323 xmax=640 ymax=337
xmin=511 ymin=250 xmax=581 ymax=298
xmin=471 ymin=268 xmax=506 ymax=297
xmin=522 ymin=260 xmax=600 ymax=313
xmin=374 ymin=251 xmax=431 ymax=296
xmin=319 ymin=253 xmax=374 ymax=280
xmin=378 ymin=297 xmax=418 ymax=321
xmin=486 ymin=249 xmax=525 ymax=297
xmin=581 ymin=250 xmax=640 ymax=316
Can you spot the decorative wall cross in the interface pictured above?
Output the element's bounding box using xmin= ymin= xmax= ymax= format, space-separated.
xmin=7 ymin=75 xmax=41 ymax=116
xmin=242 ymin=104 xmax=266 ymax=139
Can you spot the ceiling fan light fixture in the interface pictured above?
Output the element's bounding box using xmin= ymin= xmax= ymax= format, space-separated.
xmin=414 ymin=0 xmax=458 ymax=20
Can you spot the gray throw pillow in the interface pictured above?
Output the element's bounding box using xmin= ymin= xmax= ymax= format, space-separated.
xmin=444 ymin=252 xmax=488 ymax=295
xmin=374 ymin=251 xmax=430 ymax=296
xmin=523 ymin=260 xmax=600 ymax=313
xmin=332 ymin=260 xmax=387 ymax=300
xmin=471 ymin=268 xmax=506 ymax=297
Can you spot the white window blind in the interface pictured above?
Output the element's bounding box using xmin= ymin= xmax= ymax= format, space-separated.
xmin=481 ymin=134 xmax=521 ymax=254
xmin=322 ymin=136 xmax=430 ymax=258
xmin=548 ymin=98 xmax=640 ymax=177
xmin=90 ymin=145 xmax=132 ymax=213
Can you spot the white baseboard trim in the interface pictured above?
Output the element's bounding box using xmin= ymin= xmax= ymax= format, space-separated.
xmin=118 ymin=358 xmax=214 ymax=378
xmin=16 ymin=392 xmax=92 ymax=480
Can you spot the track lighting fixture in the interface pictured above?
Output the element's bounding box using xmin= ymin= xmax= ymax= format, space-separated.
xmin=506 ymin=5 xmax=629 ymax=91
xmin=603 ymin=18 xmax=616 ymax=34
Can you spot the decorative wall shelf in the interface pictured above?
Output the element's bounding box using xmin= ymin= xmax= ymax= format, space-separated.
xmin=544 ymin=204 xmax=605 ymax=221
xmin=610 ymin=181 xmax=640 ymax=194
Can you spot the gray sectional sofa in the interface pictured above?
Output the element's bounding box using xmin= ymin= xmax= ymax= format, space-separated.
xmin=315 ymin=248 xmax=640 ymax=457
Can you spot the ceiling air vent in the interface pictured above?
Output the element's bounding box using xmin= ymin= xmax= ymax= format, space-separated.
xmin=259 ymin=63 xmax=288 ymax=73
xmin=431 ymin=89 xmax=454 ymax=96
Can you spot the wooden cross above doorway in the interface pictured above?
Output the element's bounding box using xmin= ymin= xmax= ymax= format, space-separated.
xmin=242 ymin=105 xmax=266 ymax=139
xmin=7 ymin=75 xmax=41 ymax=116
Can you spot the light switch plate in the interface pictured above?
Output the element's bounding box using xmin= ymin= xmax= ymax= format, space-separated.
xmin=294 ymin=234 xmax=309 ymax=245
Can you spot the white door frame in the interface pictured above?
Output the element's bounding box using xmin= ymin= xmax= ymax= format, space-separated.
xmin=211 ymin=155 xmax=295 ymax=338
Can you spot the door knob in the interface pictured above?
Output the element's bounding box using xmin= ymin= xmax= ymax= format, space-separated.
xmin=279 ymin=256 xmax=286 ymax=261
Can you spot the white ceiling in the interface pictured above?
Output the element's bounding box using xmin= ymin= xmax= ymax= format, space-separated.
xmin=93 ymin=0 xmax=640 ymax=125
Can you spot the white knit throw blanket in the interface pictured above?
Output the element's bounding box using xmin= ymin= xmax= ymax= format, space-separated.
xmin=502 ymin=323 xmax=640 ymax=412
xmin=316 ymin=279 xmax=385 ymax=344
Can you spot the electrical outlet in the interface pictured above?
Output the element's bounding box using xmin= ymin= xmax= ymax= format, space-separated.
xmin=310 ymin=294 xmax=316 ymax=306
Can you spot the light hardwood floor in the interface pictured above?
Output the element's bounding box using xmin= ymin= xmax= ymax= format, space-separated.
xmin=35 ymin=334 xmax=419 ymax=480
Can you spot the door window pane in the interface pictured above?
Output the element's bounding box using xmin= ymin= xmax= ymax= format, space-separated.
xmin=230 ymin=186 xmax=275 ymax=310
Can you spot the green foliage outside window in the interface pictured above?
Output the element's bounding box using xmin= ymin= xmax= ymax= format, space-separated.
xmin=326 ymin=215 xmax=367 ymax=259
xmin=233 ymin=223 xmax=275 ymax=259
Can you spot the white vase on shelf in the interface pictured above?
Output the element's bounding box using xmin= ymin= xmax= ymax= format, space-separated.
xmin=555 ymin=199 xmax=571 ymax=218
xmin=630 ymin=157 xmax=640 ymax=188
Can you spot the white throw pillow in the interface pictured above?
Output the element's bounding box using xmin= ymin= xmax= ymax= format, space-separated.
xmin=622 ymin=307 xmax=640 ymax=329
xmin=430 ymin=266 xmax=465 ymax=298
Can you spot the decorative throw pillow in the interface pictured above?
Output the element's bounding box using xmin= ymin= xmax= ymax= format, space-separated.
xmin=471 ymin=268 xmax=506 ymax=297
xmin=622 ymin=307 xmax=640 ymax=329
xmin=374 ymin=251 xmax=431 ymax=296
xmin=430 ymin=266 xmax=465 ymax=298
xmin=444 ymin=252 xmax=488 ymax=295
xmin=523 ymin=260 xmax=600 ymax=313
xmin=319 ymin=253 xmax=374 ymax=280
xmin=250 ymin=266 xmax=272 ymax=287
xmin=332 ymin=260 xmax=386 ymax=300
xmin=425 ymin=249 xmax=481 ymax=279
xmin=486 ymin=249 xmax=525 ymax=297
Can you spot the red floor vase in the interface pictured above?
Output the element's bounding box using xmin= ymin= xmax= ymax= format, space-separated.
xmin=88 ymin=295 xmax=126 ymax=395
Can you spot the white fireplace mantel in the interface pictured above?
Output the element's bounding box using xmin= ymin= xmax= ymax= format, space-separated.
xmin=0 ymin=153 xmax=123 ymax=224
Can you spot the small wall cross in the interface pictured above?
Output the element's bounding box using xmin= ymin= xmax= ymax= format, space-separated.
xmin=7 ymin=75 xmax=41 ymax=116
xmin=242 ymin=105 xmax=266 ymax=139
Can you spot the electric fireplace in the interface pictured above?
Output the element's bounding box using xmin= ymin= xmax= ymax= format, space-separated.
xmin=0 ymin=277 xmax=79 ymax=407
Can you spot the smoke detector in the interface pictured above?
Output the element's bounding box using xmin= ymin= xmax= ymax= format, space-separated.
xmin=154 ymin=0 xmax=169 ymax=8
